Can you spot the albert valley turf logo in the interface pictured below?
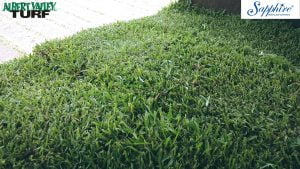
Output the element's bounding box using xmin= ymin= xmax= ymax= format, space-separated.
xmin=2 ymin=1 xmax=56 ymax=18
xmin=241 ymin=0 xmax=300 ymax=19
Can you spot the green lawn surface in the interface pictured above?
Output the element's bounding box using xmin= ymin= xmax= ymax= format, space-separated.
xmin=0 ymin=3 xmax=299 ymax=169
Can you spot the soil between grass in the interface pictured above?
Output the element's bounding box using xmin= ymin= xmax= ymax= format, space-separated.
xmin=0 ymin=3 xmax=299 ymax=169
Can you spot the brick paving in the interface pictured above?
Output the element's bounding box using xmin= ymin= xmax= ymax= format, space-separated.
xmin=0 ymin=0 xmax=173 ymax=63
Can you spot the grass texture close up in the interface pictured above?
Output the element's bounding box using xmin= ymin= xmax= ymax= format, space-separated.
xmin=0 ymin=3 xmax=300 ymax=169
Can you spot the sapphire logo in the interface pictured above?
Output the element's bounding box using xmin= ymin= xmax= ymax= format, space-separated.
xmin=247 ymin=1 xmax=293 ymax=17
xmin=242 ymin=0 xmax=300 ymax=19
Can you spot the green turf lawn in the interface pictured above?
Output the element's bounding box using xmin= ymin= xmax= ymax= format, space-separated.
xmin=0 ymin=3 xmax=299 ymax=169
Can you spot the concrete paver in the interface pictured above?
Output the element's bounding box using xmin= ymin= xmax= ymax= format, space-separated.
xmin=0 ymin=0 xmax=174 ymax=63
xmin=0 ymin=36 xmax=25 ymax=63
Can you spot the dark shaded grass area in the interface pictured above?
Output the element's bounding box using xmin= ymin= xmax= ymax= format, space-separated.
xmin=0 ymin=3 xmax=299 ymax=169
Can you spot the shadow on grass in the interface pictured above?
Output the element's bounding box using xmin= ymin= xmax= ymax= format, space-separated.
xmin=173 ymin=3 xmax=300 ymax=66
